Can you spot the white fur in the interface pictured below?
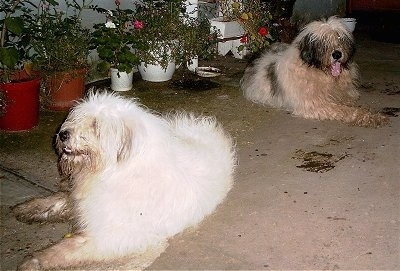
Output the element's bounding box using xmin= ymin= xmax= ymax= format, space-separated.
xmin=17 ymin=92 xmax=236 ymax=269
xmin=69 ymin=92 xmax=235 ymax=254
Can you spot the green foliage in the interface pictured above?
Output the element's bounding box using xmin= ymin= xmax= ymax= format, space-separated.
xmin=31 ymin=0 xmax=92 ymax=75
xmin=221 ymin=0 xmax=297 ymax=54
xmin=0 ymin=0 xmax=92 ymax=82
xmin=5 ymin=16 xmax=24 ymax=35
xmin=90 ymin=7 xmax=139 ymax=73
xmin=0 ymin=0 xmax=38 ymax=82
xmin=181 ymin=16 xmax=219 ymax=62
xmin=232 ymin=0 xmax=275 ymax=54
xmin=132 ymin=0 xmax=218 ymax=69
xmin=90 ymin=0 xmax=218 ymax=72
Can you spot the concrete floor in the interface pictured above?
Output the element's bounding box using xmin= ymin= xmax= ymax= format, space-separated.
xmin=1 ymin=33 xmax=399 ymax=270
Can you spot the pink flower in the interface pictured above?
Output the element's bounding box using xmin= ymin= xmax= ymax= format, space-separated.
xmin=133 ymin=20 xmax=144 ymax=29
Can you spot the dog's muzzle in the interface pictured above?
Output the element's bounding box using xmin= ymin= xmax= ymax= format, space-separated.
xmin=332 ymin=50 xmax=342 ymax=61
xmin=59 ymin=130 xmax=70 ymax=142
xmin=58 ymin=130 xmax=73 ymax=154
xmin=331 ymin=50 xmax=343 ymax=77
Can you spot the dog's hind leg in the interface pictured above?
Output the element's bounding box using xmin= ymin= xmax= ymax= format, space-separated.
xmin=12 ymin=192 xmax=72 ymax=223
xmin=298 ymin=103 xmax=389 ymax=127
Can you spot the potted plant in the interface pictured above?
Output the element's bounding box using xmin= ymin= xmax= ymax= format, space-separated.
xmin=209 ymin=0 xmax=246 ymax=58
xmin=231 ymin=0 xmax=275 ymax=56
xmin=132 ymin=0 xmax=218 ymax=82
xmin=181 ymin=13 xmax=219 ymax=72
xmin=0 ymin=0 xmax=41 ymax=131
xmin=91 ymin=0 xmax=218 ymax=83
xmin=211 ymin=0 xmax=296 ymax=58
xmin=128 ymin=0 xmax=187 ymax=82
xmin=90 ymin=3 xmax=139 ymax=91
xmin=32 ymin=0 xmax=92 ymax=110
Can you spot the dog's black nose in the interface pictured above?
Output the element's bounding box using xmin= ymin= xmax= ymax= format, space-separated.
xmin=332 ymin=50 xmax=342 ymax=60
xmin=59 ymin=130 xmax=70 ymax=142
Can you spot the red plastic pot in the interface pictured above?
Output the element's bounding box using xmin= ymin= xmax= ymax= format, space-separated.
xmin=0 ymin=77 xmax=41 ymax=131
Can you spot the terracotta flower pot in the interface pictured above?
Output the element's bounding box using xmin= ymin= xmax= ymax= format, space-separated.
xmin=0 ymin=74 xmax=41 ymax=132
xmin=44 ymin=69 xmax=86 ymax=111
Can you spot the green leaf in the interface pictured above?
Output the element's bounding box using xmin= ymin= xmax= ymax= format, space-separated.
xmin=5 ymin=17 xmax=24 ymax=35
xmin=0 ymin=47 xmax=19 ymax=68
xmin=96 ymin=61 xmax=111 ymax=73
xmin=46 ymin=0 xmax=59 ymax=6
xmin=117 ymin=63 xmax=131 ymax=73
xmin=97 ymin=46 xmax=113 ymax=59
xmin=125 ymin=52 xmax=139 ymax=65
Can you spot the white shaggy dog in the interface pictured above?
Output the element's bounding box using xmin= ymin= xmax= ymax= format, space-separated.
xmin=241 ymin=16 xmax=388 ymax=127
xmin=13 ymin=92 xmax=236 ymax=270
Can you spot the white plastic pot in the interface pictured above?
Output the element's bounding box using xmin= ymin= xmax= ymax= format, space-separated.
xmin=138 ymin=62 xmax=176 ymax=82
xmin=342 ymin=18 xmax=357 ymax=32
xmin=110 ymin=68 xmax=134 ymax=91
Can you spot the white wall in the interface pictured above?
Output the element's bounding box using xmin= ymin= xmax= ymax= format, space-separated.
xmin=80 ymin=0 xmax=137 ymax=28
xmin=36 ymin=0 xmax=206 ymax=28
xmin=27 ymin=0 xmax=137 ymax=28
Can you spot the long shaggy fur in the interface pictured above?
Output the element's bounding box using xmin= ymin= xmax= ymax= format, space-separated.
xmin=13 ymin=92 xmax=236 ymax=270
xmin=241 ymin=16 xmax=388 ymax=127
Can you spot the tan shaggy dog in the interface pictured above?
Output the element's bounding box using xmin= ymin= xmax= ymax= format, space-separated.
xmin=241 ymin=16 xmax=388 ymax=127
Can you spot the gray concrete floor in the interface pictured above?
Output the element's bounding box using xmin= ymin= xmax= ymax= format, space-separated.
xmin=1 ymin=33 xmax=399 ymax=270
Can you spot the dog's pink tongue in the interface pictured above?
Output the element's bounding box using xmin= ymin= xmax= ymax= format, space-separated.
xmin=331 ymin=62 xmax=341 ymax=77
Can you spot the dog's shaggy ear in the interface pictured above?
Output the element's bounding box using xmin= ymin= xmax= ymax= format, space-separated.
xmin=93 ymin=117 xmax=133 ymax=164
xmin=341 ymin=35 xmax=357 ymax=64
xmin=298 ymin=33 xmax=324 ymax=68
xmin=116 ymin=123 xmax=133 ymax=162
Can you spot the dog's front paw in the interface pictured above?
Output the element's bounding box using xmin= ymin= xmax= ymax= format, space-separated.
xmin=367 ymin=113 xmax=390 ymax=127
xmin=354 ymin=113 xmax=390 ymax=127
xmin=375 ymin=114 xmax=390 ymax=127
xmin=17 ymin=257 xmax=41 ymax=271
xmin=12 ymin=199 xmax=47 ymax=224
xmin=12 ymin=193 xmax=71 ymax=224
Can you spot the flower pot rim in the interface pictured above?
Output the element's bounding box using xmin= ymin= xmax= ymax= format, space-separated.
xmin=0 ymin=70 xmax=41 ymax=85
xmin=110 ymin=67 xmax=134 ymax=73
xmin=42 ymin=67 xmax=88 ymax=77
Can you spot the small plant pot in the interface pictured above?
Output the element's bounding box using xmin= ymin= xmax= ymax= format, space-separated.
xmin=187 ymin=56 xmax=199 ymax=72
xmin=44 ymin=69 xmax=86 ymax=111
xmin=342 ymin=18 xmax=356 ymax=32
xmin=210 ymin=17 xmax=246 ymax=57
xmin=232 ymin=39 xmax=250 ymax=59
xmin=138 ymin=62 xmax=176 ymax=82
xmin=0 ymin=76 xmax=41 ymax=131
xmin=110 ymin=68 xmax=134 ymax=91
